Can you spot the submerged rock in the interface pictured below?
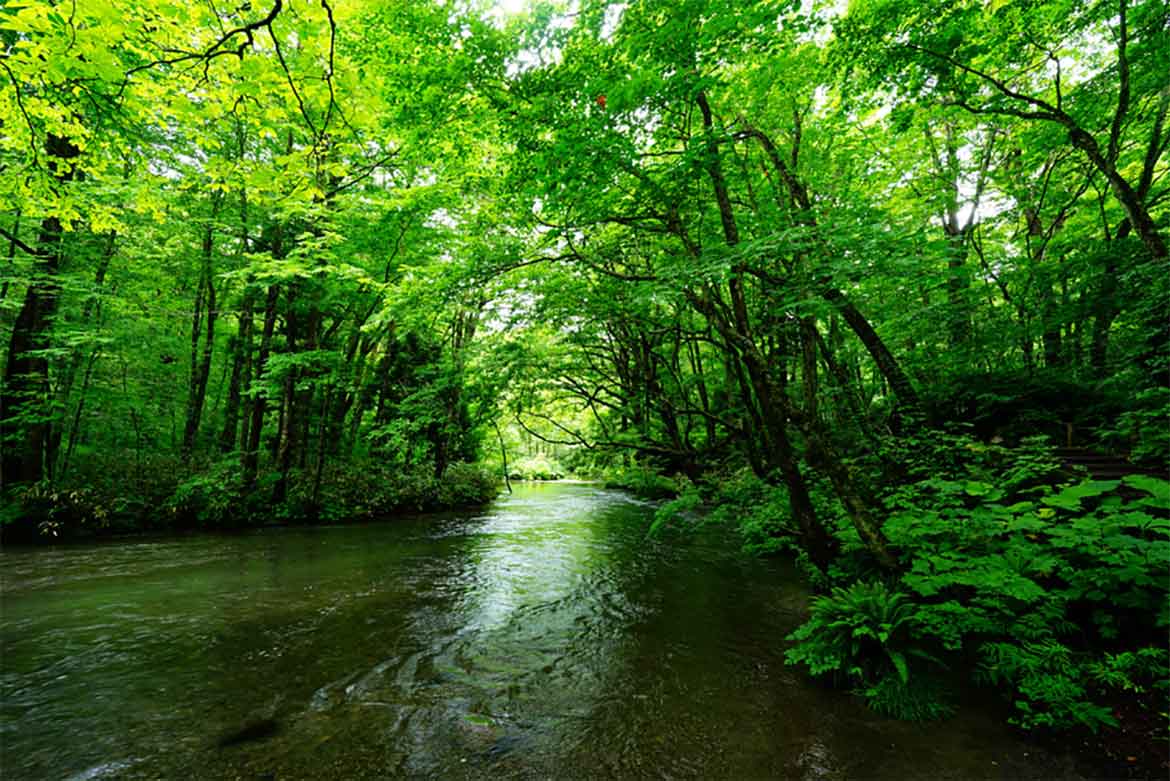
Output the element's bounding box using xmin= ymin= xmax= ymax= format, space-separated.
xmin=216 ymin=718 xmax=281 ymax=748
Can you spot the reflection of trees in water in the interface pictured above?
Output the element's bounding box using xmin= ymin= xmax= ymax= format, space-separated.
xmin=4 ymin=486 xmax=1085 ymax=780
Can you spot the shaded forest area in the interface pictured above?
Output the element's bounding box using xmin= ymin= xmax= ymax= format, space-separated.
xmin=1 ymin=0 xmax=1168 ymax=769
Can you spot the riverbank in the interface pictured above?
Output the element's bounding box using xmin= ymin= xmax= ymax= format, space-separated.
xmin=648 ymin=449 xmax=1170 ymax=780
xmin=0 ymin=458 xmax=500 ymax=544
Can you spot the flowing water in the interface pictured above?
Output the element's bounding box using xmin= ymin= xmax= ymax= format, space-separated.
xmin=1 ymin=483 xmax=1088 ymax=780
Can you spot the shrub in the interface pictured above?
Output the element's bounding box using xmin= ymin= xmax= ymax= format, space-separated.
xmin=882 ymin=466 xmax=1169 ymax=730
xmin=169 ymin=458 xmax=252 ymax=527
xmin=5 ymin=455 xmax=503 ymax=539
xmin=438 ymin=462 xmax=501 ymax=507
xmin=785 ymin=580 xmax=953 ymax=720
xmin=706 ymin=469 xmax=800 ymax=555
xmin=1099 ymin=386 xmax=1170 ymax=468
xmin=649 ymin=480 xmax=703 ymax=535
xmin=2 ymin=483 xmax=115 ymax=538
xmin=781 ymin=429 xmax=1170 ymax=731
xmin=602 ymin=463 xmax=679 ymax=499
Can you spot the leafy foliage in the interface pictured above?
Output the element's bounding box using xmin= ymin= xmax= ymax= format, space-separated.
xmin=785 ymin=580 xmax=954 ymax=720
xmin=783 ymin=435 xmax=1170 ymax=730
xmin=603 ymin=463 xmax=681 ymax=500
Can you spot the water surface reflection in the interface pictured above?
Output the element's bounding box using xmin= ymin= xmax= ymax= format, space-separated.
xmin=1 ymin=483 xmax=1085 ymax=779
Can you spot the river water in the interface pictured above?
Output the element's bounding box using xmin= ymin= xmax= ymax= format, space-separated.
xmin=1 ymin=483 xmax=1087 ymax=779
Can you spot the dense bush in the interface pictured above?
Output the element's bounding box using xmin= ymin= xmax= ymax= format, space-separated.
xmin=2 ymin=453 xmax=187 ymax=538
xmin=308 ymin=461 xmax=440 ymax=520
xmin=922 ymin=371 xmax=1123 ymax=446
xmin=706 ymin=470 xmax=811 ymax=555
xmin=2 ymin=457 xmax=501 ymax=540
xmin=781 ymin=433 xmax=1170 ymax=731
xmin=669 ymin=431 xmax=1170 ymax=733
xmin=437 ymin=462 xmax=502 ymax=507
xmin=602 ymin=462 xmax=681 ymax=499
xmin=1099 ymin=386 xmax=1170 ymax=467
xmin=653 ymin=468 xmax=845 ymax=572
xmin=169 ymin=458 xmax=256 ymax=526
xmin=1 ymin=483 xmax=116 ymax=538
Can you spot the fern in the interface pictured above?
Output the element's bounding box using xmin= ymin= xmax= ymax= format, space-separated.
xmin=786 ymin=581 xmax=954 ymax=719
xmin=862 ymin=673 xmax=955 ymax=721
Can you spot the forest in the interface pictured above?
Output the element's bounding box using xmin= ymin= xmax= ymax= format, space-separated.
xmin=2 ymin=0 xmax=1168 ymax=774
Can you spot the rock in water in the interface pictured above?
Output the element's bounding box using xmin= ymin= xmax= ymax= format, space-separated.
xmin=216 ymin=718 xmax=281 ymax=748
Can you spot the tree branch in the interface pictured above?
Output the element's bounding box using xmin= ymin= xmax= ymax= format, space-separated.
xmin=123 ymin=0 xmax=284 ymax=89
xmin=906 ymin=43 xmax=1066 ymax=122
xmin=0 ymin=226 xmax=40 ymax=258
xmin=1107 ymin=0 xmax=1130 ymax=166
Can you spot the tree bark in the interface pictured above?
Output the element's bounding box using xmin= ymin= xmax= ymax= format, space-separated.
xmin=1067 ymin=127 xmax=1166 ymax=261
xmin=1 ymin=211 xmax=20 ymax=302
xmin=273 ymin=282 xmax=299 ymax=504
xmin=1 ymin=134 xmax=79 ymax=486
xmin=220 ymin=288 xmax=254 ymax=452
xmin=182 ymin=195 xmax=224 ymax=459
xmin=494 ymin=419 xmax=512 ymax=494
xmin=242 ymin=284 xmax=280 ymax=487
xmin=695 ymin=91 xmax=840 ymax=569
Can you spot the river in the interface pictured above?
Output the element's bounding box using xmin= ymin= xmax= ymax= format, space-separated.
xmin=1 ymin=482 xmax=1087 ymax=779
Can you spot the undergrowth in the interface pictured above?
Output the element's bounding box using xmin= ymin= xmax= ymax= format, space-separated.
xmin=655 ymin=431 xmax=1170 ymax=733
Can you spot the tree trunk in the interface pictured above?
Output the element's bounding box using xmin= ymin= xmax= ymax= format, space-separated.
xmin=1042 ymin=308 xmax=1063 ymax=368
xmin=1 ymin=210 xmax=20 ymax=302
xmin=688 ymin=336 xmax=717 ymax=447
xmin=60 ymin=349 xmax=100 ymax=478
xmin=1090 ymin=252 xmax=1119 ymax=377
xmin=1 ymin=135 xmax=79 ymax=486
xmin=944 ymin=231 xmax=971 ymax=347
xmin=221 ymin=188 xmax=253 ymax=454
xmin=273 ymin=283 xmax=299 ymax=504
xmin=739 ymin=123 xmax=921 ymax=412
xmin=695 ymin=91 xmax=839 ymax=569
xmin=310 ymin=388 xmax=330 ymax=508
xmin=220 ymin=288 xmax=254 ymax=452
xmin=1067 ymin=127 xmax=1166 ymax=261
xmin=494 ymin=419 xmax=512 ymax=494
xmin=242 ymin=284 xmax=280 ymax=487
xmin=182 ymin=196 xmax=223 ymax=459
